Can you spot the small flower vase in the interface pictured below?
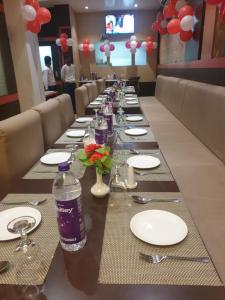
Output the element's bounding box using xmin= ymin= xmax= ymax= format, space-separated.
xmin=91 ymin=170 xmax=110 ymax=198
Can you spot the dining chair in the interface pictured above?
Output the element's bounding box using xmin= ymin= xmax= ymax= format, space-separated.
xmin=84 ymin=83 xmax=94 ymax=103
xmin=75 ymin=85 xmax=89 ymax=117
xmin=90 ymin=82 xmax=98 ymax=99
xmin=56 ymin=94 xmax=75 ymax=131
xmin=96 ymin=79 xmax=105 ymax=94
xmin=32 ymin=99 xmax=63 ymax=149
xmin=0 ymin=110 xmax=45 ymax=197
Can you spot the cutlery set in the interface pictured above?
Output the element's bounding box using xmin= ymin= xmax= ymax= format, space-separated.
xmin=139 ymin=253 xmax=209 ymax=264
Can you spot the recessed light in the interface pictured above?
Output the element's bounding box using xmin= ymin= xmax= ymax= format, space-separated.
xmin=134 ymin=3 xmax=138 ymax=8
xmin=85 ymin=6 xmax=89 ymax=10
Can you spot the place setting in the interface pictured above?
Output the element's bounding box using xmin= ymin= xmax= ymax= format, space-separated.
xmin=55 ymin=129 xmax=88 ymax=144
xmin=117 ymin=127 xmax=156 ymax=143
xmin=23 ymin=147 xmax=86 ymax=180
xmin=98 ymin=191 xmax=221 ymax=286
xmin=0 ymin=193 xmax=59 ymax=285
xmin=124 ymin=115 xmax=149 ymax=126
xmin=71 ymin=117 xmax=94 ymax=128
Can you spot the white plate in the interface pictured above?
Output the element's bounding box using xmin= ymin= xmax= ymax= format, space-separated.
xmin=126 ymin=116 xmax=144 ymax=122
xmin=126 ymin=100 xmax=139 ymax=105
xmin=90 ymin=101 xmax=101 ymax=106
xmin=40 ymin=152 xmax=71 ymax=165
xmin=124 ymin=128 xmax=147 ymax=136
xmin=0 ymin=207 xmax=42 ymax=241
xmin=66 ymin=130 xmax=85 ymax=138
xmin=130 ymin=210 xmax=188 ymax=246
xmin=125 ymin=97 xmax=137 ymax=101
xmin=76 ymin=117 xmax=93 ymax=123
xmin=127 ymin=155 xmax=160 ymax=169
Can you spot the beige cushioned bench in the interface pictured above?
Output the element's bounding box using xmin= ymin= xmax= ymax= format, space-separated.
xmin=140 ymin=75 xmax=225 ymax=284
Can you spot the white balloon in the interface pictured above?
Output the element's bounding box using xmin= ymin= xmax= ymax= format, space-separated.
xmin=66 ymin=38 xmax=73 ymax=46
xmin=130 ymin=40 xmax=136 ymax=49
xmin=104 ymin=44 xmax=110 ymax=51
xmin=89 ymin=44 xmax=95 ymax=51
xmin=141 ymin=41 xmax=147 ymax=48
xmin=56 ymin=38 xmax=61 ymax=46
xmin=153 ymin=42 xmax=158 ymax=49
xmin=22 ymin=5 xmax=36 ymax=21
xmin=130 ymin=35 xmax=136 ymax=41
xmin=78 ymin=44 xmax=83 ymax=51
xmin=180 ymin=15 xmax=194 ymax=31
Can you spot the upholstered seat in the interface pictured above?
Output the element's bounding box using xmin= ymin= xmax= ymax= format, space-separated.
xmin=56 ymin=94 xmax=75 ymax=131
xmin=90 ymin=82 xmax=98 ymax=99
xmin=96 ymin=79 xmax=105 ymax=94
xmin=84 ymin=83 xmax=93 ymax=103
xmin=75 ymin=85 xmax=89 ymax=117
xmin=32 ymin=99 xmax=63 ymax=149
xmin=0 ymin=110 xmax=44 ymax=197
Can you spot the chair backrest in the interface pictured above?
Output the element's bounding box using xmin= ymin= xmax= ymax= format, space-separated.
xmin=96 ymin=79 xmax=105 ymax=94
xmin=84 ymin=83 xmax=93 ymax=103
xmin=90 ymin=82 xmax=98 ymax=99
xmin=0 ymin=110 xmax=44 ymax=197
xmin=56 ymin=94 xmax=75 ymax=131
xmin=32 ymin=99 xmax=63 ymax=149
xmin=75 ymin=85 xmax=89 ymax=117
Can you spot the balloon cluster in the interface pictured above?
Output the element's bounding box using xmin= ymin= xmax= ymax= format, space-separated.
xmin=125 ymin=35 xmax=141 ymax=54
xmin=100 ymin=40 xmax=115 ymax=57
xmin=56 ymin=33 xmax=73 ymax=53
xmin=22 ymin=0 xmax=51 ymax=34
xmin=141 ymin=36 xmax=157 ymax=55
xmin=78 ymin=39 xmax=94 ymax=57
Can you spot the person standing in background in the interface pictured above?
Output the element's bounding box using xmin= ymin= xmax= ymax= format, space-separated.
xmin=42 ymin=56 xmax=56 ymax=91
xmin=61 ymin=56 xmax=76 ymax=113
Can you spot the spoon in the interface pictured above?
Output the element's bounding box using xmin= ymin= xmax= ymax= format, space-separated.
xmin=129 ymin=149 xmax=160 ymax=155
xmin=0 ymin=261 xmax=11 ymax=273
xmin=132 ymin=195 xmax=181 ymax=204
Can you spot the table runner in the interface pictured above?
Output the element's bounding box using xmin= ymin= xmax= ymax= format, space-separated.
xmin=23 ymin=149 xmax=85 ymax=180
xmin=112 ymin=150 xmax=173 ymax=181
xmin=0 ymin=194 xmax=58 ymax=285
xmin=98 ymin=192 xmax=222 ymax=286
xmin=117 ymin=127 xmax=156 ymax=143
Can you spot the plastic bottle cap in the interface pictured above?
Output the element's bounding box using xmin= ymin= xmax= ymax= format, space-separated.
xmin=58 ymin=162 xmax=70 ymax=172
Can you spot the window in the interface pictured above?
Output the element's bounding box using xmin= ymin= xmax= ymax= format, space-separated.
xmin=95 ymin=41 xmax=146 ymax=66
xmin=39 ymin=46 xmax=54 ymax=71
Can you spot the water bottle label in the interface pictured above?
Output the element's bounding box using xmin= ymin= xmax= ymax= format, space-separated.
xmin=56 ymin=197 xmax=86 ymax=245
xmin=104 ymin=114 xmax=113 ymax=135
xmin=95 ymin=128 xmax=107 ymax=144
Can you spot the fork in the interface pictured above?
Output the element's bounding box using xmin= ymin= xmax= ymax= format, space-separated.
xmin=135 ymin=170 xmax=168 ymax=175
xmin=139 ymin=253 xmax=209 ymax=264
xmin=1 ymin=198 xmax=47 ymax=206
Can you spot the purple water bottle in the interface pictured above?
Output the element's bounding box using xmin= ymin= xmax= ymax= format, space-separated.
xmin=52 ymin=162 xmax=86 ymax=252
xmin=95 ymin=116 xmax=108 ymax=145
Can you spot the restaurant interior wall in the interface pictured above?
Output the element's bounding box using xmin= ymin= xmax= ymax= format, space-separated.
xmin=75 ymin=10 xmax=158 ymax=95
xmin=157 ymin=0 xmax=225 ymax=86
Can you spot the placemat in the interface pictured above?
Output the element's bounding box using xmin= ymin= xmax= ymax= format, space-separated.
xmin=23 ymin=149 xmax=85 ymax=180
xmin=117 ymin=128 xmax=156 ymax=143
xmin=112 ymin=150 xmax=173 ymax=181
xmin=0 ymin=194 xmax=59 ymax=285
xmin=98 ymin=192 xmax=222 ymax=286
xmin=123 ymin=114 xmax=149 ymax=127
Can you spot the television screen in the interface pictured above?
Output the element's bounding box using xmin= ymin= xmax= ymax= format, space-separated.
xmin=105 ymin=14 xmax=134 ymax=34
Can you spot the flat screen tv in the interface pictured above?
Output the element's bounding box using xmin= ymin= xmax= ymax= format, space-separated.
xmin=105 ymin=14 xmax=134 ymax=34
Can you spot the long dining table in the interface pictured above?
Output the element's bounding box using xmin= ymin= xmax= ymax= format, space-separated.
xmin=0 ymin=102 xmax=225 ymax=299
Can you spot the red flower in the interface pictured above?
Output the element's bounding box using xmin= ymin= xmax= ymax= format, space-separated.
xmin=85 ymin=144 xmax=101 ymax=155
xmin=89 ymin=152 xmax=104 ymax=163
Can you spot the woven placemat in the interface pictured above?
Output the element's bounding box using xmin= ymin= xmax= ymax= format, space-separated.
xmin=98 ymin=192 xmax=222 ymax=286
xmin=23 ymin=150 xmax=85 ymax=180
xmin=117 ymin=128 xmax=156 ymax=143
xmin=112 ymin=150 xmax=173 ymax=181
xmin=0 ymin=194 xmax=59 ymax=285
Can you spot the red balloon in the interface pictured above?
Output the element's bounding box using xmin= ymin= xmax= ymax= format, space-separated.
xmin=167 ymin=18 xmax=180 ymax=34
xmin=159 ymin=27 xmax=168 ymax=35
xmin=152 ymin=22 xmax=159 ymax=32
xmin=24 ymin=0 xmax=39 ymax=11
xmin=180 ymin=30 xmax=193 ymax=41
xmin=219 ymin=2 xmax=225 ymax=21
xmin=146 ymin=35 xmax=154 ymax=42
xmin=83 ymin=39 xmax=89 ymax=45
xmin=136 ymin=41 xmax=141 ymax=48
xmin=100 ymin=45 xmax=105 ymax=52
xmin=61 ymin=45 xmax=69 ymax=53
xmin=178 ymin=5 xmax=194 ymax=20
xmin=206 ymin=0 xmax=221 ymax=4
xmin=26 ymin=19 xmax=41 ymax=33
xmin=170 ymin=0 xmax=178 ymax=8
xmin=36 ymin=8 xmax=51 ymax=24
xmin=146 ymin=41 xmax=153 ymax=48
xmin=83 ymin=44 xmax=89 ymax=51
xmin=109 ymin=44 xmax=115 ymax=51
xmin=60 ymin=33 xmax=68 ymax=39
xmin=60 ymin=37 xmax=67 ymax=47
xmin=125 ymin=41 xmax=131 ymax=48
xmin=163 ymin=4 xmax=177 ymax=18
xmin=156 ymin=13 xmax=164 ymax=24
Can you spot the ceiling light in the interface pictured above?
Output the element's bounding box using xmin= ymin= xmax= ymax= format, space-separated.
xmin=85 ymin=6 xmax=89 ymax=10
xmin=134 ymin=3 xmax=138 ymax=7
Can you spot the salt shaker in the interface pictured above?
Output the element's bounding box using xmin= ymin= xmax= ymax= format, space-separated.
xmin=125 ymin=165 xmax=137 ymax=189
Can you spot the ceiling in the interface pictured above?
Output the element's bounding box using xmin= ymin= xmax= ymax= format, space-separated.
xmin=39 ymin=0 xmax=161 ymax=13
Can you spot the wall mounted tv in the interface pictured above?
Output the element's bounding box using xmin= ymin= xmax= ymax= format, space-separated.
xmin=105 ymin=14 xmax=134 ymax=34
